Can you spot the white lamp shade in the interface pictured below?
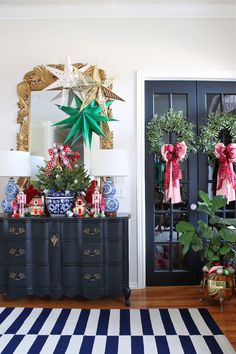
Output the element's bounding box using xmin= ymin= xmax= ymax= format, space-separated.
xmin=0 ymin=151 xmax=31 ymax=177
xmin=31 ymin=155 xmax=44 ymax=180
xmin=90 ymin=149 xmax=129 ymax=177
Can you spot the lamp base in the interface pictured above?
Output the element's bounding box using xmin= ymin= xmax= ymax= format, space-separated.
xmin=102 ymin=179 xmax=119 ymax=217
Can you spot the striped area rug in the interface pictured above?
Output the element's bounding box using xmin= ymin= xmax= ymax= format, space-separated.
xmin=0 ymin=307 xmax=234 ymax=354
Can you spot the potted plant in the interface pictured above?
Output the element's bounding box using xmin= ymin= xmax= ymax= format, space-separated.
xmin=34 ymin=144 xmax=90 ymax=216
xmin=176 ymin=191 xmax=236 ymax=309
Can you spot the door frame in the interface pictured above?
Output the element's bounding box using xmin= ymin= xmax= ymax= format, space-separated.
xmin=136 ymin=70 xmax=236 ymax=289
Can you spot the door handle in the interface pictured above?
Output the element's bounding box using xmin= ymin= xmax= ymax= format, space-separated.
xmin=190 ymin=203 xmax=197 ymax=210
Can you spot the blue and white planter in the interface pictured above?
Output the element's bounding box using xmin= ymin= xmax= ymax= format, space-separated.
xmin=45 ymin=190 xmax=75 ymax=216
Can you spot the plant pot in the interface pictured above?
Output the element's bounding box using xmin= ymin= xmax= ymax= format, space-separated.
xmin=201 ymin=271 xmax=235 ymax=311
xmin=45 ymin=191 xmax=75 ymax=216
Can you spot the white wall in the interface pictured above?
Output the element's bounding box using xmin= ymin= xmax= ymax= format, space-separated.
xmin=0 ymin=16 xmax=235 ymax=287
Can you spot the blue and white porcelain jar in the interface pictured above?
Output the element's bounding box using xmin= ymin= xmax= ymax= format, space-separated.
xmin=1 ymin=177 xmax=19 ymax=213
xmin=102 ymin=180 xmax=119 ymax=216
xmin=45 ymin=190 xmax=75 ymax=216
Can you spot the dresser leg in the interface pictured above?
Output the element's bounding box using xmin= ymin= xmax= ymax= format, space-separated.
xmin=124 ymin=286 xmax=131 ymax=306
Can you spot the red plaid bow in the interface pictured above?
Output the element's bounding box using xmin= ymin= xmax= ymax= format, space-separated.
xmin=161 ymin=142 xmax=187 ymax=191
xmin=214 ymin=143 xmax=236 ymax=190
xmin=45 ymin=143 xmax=80 ymax=176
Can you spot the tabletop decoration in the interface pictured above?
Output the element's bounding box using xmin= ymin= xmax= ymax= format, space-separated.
xmin=53 ymin=94 xmax=116 ymax=147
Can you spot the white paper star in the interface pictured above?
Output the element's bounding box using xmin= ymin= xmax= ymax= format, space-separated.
xmin=43 ymin=54 xmax=89 ymax=106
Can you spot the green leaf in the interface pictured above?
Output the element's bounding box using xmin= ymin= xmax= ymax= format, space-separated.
xmin=207 ymin=248 xmax=219 ymax=262
xmin=191 ymin=235 xmax=203 ymax=252
xmin=198 ymin=191 xmax=211 ymax=205
xmin=176 ymin=221 xmax=195 ymax=233
xmin=211 ymin=195 xmax=227 ymax=212
xmin=220 ymin=244 xmax=231 ymax=255
xmin=219 ymin=227 xmax=236 ymax=242
xmin=179 ymin=232 xmax=193 ymax=255
xmin=220 ymin=218 xmax=236 ymax=228
xmin=197 ymin=220 xmax=214 ymax=238
xmin=197 ymin=204 xmax=212 ymax=216
xmin=209 ymin=215 xmax=223 ymax=225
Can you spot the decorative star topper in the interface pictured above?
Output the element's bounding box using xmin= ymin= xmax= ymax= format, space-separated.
xmin=74 ymin=65 xmax=124 ymax=115
xmin=43 ymin=54 xmax=89 ymax=106
xmin=52 ymin=93 xmax=117 ymax=148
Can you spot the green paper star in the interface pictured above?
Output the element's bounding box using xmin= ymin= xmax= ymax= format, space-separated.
xmin=53 ymin=94 xmax=116 ymax=147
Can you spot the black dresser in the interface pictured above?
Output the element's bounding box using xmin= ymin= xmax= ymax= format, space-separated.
xmin=0 ymin=214 xmax=131 ymax=305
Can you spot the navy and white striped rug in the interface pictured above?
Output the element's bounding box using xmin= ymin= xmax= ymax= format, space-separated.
xmin=0 ymin=307 xmax=234 ymax=354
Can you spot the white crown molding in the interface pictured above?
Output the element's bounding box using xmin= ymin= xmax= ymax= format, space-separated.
xmin=0 ymin=3 xmax=235 ymax=20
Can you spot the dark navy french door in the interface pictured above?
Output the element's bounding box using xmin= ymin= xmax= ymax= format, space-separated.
xmin=145 ymin=80 xmax=236 ymax=286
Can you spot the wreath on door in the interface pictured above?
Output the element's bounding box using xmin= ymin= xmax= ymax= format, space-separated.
xmin=198 ymin=112 xmax=236 ymax=202
xmin=146 ymin=110 xmax=197 ymax=204
xmin=146 ymin=109 xmax=197 ymax=158
xmin=198 ymin=112 xmax=236 ymax=162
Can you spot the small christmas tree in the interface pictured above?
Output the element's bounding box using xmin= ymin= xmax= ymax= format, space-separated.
xmin=34 ymin=144 xmax=90 ymax=193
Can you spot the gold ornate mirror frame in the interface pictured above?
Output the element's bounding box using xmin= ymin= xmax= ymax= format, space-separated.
xmin=16 ymin=63 xmax=113 ymax=154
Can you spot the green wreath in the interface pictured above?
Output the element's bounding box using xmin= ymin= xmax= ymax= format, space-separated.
xmin=146 ymin=110 xmax=197 ymax=159
xmin=198 ymin=112 xmax=236 ymax=162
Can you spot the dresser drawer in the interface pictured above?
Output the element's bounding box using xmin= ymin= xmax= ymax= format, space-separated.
xmin=32 ymin=240 xmax=49 ymax=265
xmin=7 ymin=242 xmax=27 ymax=265
xmin=0 ymin=221 xmax=4 ymax=240
xmin=62 ymin=241 xmax=80 ymax=264
xmin=105 ymin=240 xmax=123 ymax=263
xmin=61 ymin=266 xmax=80 ymax=288
xmin=0 ymin=241 xmax=4 ymax=263
xmin=106 ymin=265 xmax=123 ymax=288
xmin=8 ymin=266 xmax=28 ymax=287
xmin=80 ymin=241 xmax=123 ymax=264
xmin=0 ymin=265 xmax=5 ymax=286
xmin=60 ymin=222 xmax=80 ymax=241
xmin=82 ymin=266 xmax=103 ymax=288
xmin=8 ymin=266 xmax=49 ymax=287
xmin=7 ymin=222 xmax=27 ymax=239
xmin=105 ymin=220 xmax=124 ymax=238
xmin=33 ymin=266 xmax=49 ymax=287
xmin=30 ymin=222 xmax=49 ymax=240
xmin=81 ymin=242 xmax=102 ymax=264
xmin=82 ymin=223 xmax=101 ymax=239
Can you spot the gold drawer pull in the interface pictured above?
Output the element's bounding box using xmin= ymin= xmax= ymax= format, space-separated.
xmin=83 ymin=249 xmax=101 ymax=257
xmin=9 ymin=227 xmax=25 ymax=235
xmin=84 ymin=273 xmax=101 ymax=282
xmin=9 ymin=248 xmax=26 ymax=257
xmin=84 ymin=227 xmax=100 ymax=235
xmin=9 ymin=272 xmax=26 ymax=281
xmin=51 ymin=235 xmax=58 ymax=247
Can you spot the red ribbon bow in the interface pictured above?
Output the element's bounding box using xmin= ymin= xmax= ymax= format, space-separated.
xmin=214 ymin=143 xmax=236 ymax=191
xmin=45 ymin=143 xmax=80 ymax=176
xmin=161 ymin=141 xmax=187 ymax=203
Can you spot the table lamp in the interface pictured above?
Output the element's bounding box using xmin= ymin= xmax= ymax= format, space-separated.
xmin=0 ymin=151 xmax=31 ymax=213
xmin=90 ymin=149 xmax=129 ymax=216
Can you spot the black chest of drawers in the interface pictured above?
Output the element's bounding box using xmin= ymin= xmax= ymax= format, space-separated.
xmin=0 ymin=214 xmax=131 ymax=305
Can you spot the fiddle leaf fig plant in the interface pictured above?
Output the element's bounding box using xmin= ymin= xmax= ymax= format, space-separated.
xmin=176 ymin=191 xmax=236 ymax=265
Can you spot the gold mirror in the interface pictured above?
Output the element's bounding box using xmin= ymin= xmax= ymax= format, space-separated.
xmin=16 ymin=63 xmax=113 ymax=156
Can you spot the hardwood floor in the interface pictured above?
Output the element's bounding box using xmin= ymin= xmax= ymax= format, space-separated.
xmin=0 ymin=286 xmax=235 ymax=351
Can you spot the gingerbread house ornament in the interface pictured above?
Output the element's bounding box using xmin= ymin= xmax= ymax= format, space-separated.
xmin=29 ymin=196 xmax=44 ymax=216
